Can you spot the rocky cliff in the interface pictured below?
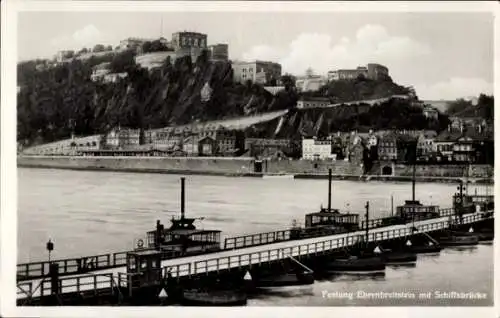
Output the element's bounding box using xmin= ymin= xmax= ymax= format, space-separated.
xmin=247 ymin=98 xmax=449 ymax=139
xmin=17 ymin=50 xmax=445 ymax=146
xmin=17 ymin=52 xmax=298 ymax=146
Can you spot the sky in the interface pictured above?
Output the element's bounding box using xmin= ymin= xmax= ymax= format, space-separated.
xmin=17 ymin=11 xmax=494 ymax=100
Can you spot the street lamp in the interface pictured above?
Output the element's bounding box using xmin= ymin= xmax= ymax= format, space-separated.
xmin=46 ymin=239 xmax=54 ymax=263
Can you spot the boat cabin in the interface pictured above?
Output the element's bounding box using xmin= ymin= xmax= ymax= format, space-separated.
xmin=126 ymin=249 xmax=163 ymax=288
xmin=146 ymin=217 xmax=221 ymax=256
xmin=396 ymin=200 xmax=439 ymax=220
xmin=454 ymin=194 xmax=494 ymax=212
xmin=304 ymin=208 xmax=359 ymax=231
xmin=144 ymin=177 xmax=222 ymax=257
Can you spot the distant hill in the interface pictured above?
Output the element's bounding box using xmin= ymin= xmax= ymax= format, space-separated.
xmin=444 ymin=94 xmax=493 ymax=120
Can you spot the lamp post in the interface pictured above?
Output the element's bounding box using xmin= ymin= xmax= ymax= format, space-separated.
xmin=391 ymin=194 xmax=394 ymax=217
xmin=46 ymin=239 xmax=54 ymax=263
xmin=364 ymin=201 xmax=369 ymax=244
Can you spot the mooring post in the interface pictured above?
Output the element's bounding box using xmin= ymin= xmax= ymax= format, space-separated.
xmin=181 ymin=177 xmax=185 ymax=219
xmin=365 ymin=201 xmax=369 ymax=243
xmin=49 ymin=263 xmax=60 ymax=295
xmin=457 ymin=180 xmax=465 ymax=224
xmin=155 ymin=220 xmax=162 ymax=248
xmin=411 ymin=163 xmax=416 ymax=202
xmin=391 ymin=194 xmax=394 ymax=217
xmin=328 ymin=169 xmax=332 ymax=212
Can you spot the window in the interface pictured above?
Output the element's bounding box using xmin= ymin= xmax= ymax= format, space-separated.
xmin=129 ymin=257 xmax=136 ymax=270
xmin=249 ymin=68 xmax=253 ymax=73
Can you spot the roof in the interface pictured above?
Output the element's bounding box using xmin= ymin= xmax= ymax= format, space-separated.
xmin=419 ymin=130 xmax=438 ymax=139
xmin=434 ymin=130 xmax=463 ymax=142
xmin=379 ymin=131 xmax=399 ymax=140
xmin=423 ymin=105 xmax=438 ymax=111
xmin=306 ymin=210 xmax=359 ymax=218
xmin=165 ymin=229 xmax=222 ymax=235
xmin=198 ymin=136 xmax=216 ymax=143
xmin=463 ymin=129 xmax=493 ymax=141
xmin=147 ymin=228 xmax=222 ymax=237
xmin=129 ymin=249 xmax=162 ymax=256
xmin=396 ymin=134 xmax=417 ymax=143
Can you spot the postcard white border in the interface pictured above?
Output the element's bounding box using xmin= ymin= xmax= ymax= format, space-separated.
xmin=1 ymin=1 xmax=499 ymax=317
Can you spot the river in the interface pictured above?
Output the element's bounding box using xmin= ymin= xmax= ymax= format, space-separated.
xmin=17 ymin=167 xmax=493 ymax=306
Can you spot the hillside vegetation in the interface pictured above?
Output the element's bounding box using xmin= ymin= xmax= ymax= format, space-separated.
xmin=17 ymin=50 xmax=298 ymax=146
xmin=248 ymin=98 xmax=449 ymax=139
xmin=18 ymin=49 xmax=447 ymax=146
xmin=302 ymin=76 xmax=410 ymax=102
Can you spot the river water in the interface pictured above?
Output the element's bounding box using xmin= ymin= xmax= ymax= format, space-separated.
xmin=17 ymin=168 xmax=494 ymax=306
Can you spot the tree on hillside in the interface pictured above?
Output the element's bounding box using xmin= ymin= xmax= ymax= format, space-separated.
xmin=281 ymin=74 xmax=296 ymax=91
xmin=267 ymin=78 xmax=277 ymax=86
xmin=77 ymin=47 xmax=89 ymax=55
xmin=195 ymin=49 xmax=209 ymax=65
xmin=109 ymin=50 xmax=136 ymax=73
xmin=106 ymin=45 xmax=113 ymax=51
xmin=93 ymin=44 xmax=106 ymax=53
xmin=478 ymin=94 xmax=494 ymax=120
xmin=445 ymin=98 xmax=471 ymax=115
xmin=141 ymin=41 xmax=152 ymax=54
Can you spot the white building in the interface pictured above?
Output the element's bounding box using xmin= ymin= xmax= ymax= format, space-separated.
xmin=295 ymin=76 xmax=327 ymax=92
xmin=302 ymin=138 xmax=335 ymax=160
xmin=423 ymin=106 xmax=439 ymax=120
xmin=90 ymin=62 xmax=111 ymax=82
xmin=103 ymin=72 xmax=128 ymax=83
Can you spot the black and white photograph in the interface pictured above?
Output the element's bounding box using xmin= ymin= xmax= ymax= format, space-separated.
xmin=1 ymin=1 xmax=497 ymax=316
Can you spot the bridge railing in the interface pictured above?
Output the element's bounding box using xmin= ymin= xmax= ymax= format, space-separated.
xmin=161 ymin=262 xmax=193 ymax=279
xmin=16 ymin=206 xmax=492 ymax=282
xmin=17 ymin=281 xmax=34 ymax=299
xmin=224 ymin=230 xmax=291 ymax=249
xmin=17 ymin=211 xmax=492 ymax=300
xmin=17 ymin=251 xmax=128 ymax=281
xmin=188 ymin=212 xmax=491 ymax=277
xmin=39 ymin=273 xmax=118 ymax=298
xmin=439 ymin=208 xmax=455 ymax=217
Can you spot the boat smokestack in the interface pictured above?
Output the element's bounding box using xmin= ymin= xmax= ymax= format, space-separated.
xmin=181 ymin=177 xmax=185 ymax=219
xmin=328 ymin=169 xmax=332 ymax=212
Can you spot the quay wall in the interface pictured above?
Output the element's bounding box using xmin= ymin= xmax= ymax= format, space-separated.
xmin=17 ymin=156 xmax=256 ymax=175
xmin=263 ymin=159 xmax=364 ymax=175
xmin=17 ymin=156 xmax=493 ymax=181
xmin=393 ymin=164 xmax=493 ymax=178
